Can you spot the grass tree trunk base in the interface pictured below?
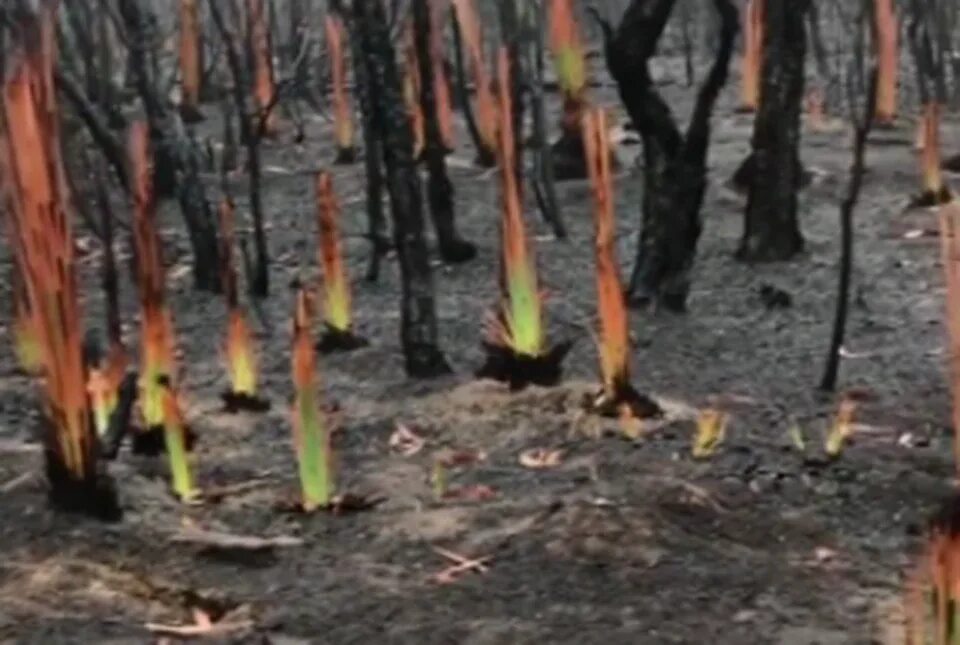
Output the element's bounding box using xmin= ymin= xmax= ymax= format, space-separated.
xmin=220 ymin=391 xmax=272 ymax=413
xmin=179 ymin=104 xmax=206 ymax=124
xmin=584 ymin=381 xmax=663 ymax=420
xmin=131 ymin=425 xmax=197 ymax=456
xmin=46 ymin=456 xmax=122 ymax=522
xmin=476 ymin=341 xmax=573 ymax=391
xmin=911 ymin=186 xmax=953 ymax=208
xmin=405 ymin=345 xmax=453 ymax=379
xmin=729 ymin=153 xmax=811 ymax=195
xmin=551 ymin=132 xmax=620 ymax=182
xmin=943 ymin=154 xmax=960 ymax=173
xmin=333 ymin=147 xmax=358 ymax=165
xmin=438 ymin=238 xmax=478 ymax=264
xmin=316 ymin=326 xmax=370 ymax=354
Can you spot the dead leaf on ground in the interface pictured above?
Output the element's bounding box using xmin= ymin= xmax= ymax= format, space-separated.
xmin=442 ymin=484 xmax=496 ymax=502
xmin=429 ymin=546 xmax=492 ymax=584
xmin=171 ymin=525 xmax=303 ymax=550
xmin=146 ymin=607 xmax=254 ymax=638
xmin=519 ymin=447 xmax=564 ymax=469
xmin=436 ymin=449 xmax=487 ymax=468
xmin=389 ymin=423 xmax=425 ymax=457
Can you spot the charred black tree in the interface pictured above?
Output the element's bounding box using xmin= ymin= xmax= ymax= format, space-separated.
xmin=208 ymin=0 xmax=274 ymax=298
xmin=737 ymin=0 xmax=809 ymax=262
xmin=117 ymin=0 xmax=221 ymax=292
xmin=595 ymin=0 xmax=738 ymax=311
xmin=354 ymin=0 xmax=451 ymax=378
xmin=336 ymin=0 xmax=390 ymax=282
xmin=820 ymin=67 xmax=878 ymax=392
xmin=412 ymin=0 xmax=476 ymax=264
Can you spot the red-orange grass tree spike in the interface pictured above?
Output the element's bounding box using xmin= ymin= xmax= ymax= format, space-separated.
xmin=548 ymin=0 xmax=593 ymax=180
xmin=939 ymin=203 xmax=960 ymax=475
xmin=218 ymin=198 xmax=270 ymax=412
xmin=248 ymin=0 xmax=277 ymax=136
xmin=179 ymin=0 xmax=204 ymax=122
xmin=129 ymin=122 xmax=187 ymax=455
xmin=739 ymin=0 xmax=763 ymax=113
xmin=873 ymin=0 xmax=898 ymax=126
xmin=325 ymin=13 xmax=356 ymax=164
xmin=0 ymin=8 xmax=120 ymax=519
xmin=402 ymin=20 xmax=426 ymax=159
xmin=315 ymin=171 xmax=368 ymax=352
xmin=429 ymin=0 xmax=456 ymax=151
xmin=581 ymin=107 xmax=661 ymax=419
xmin=476 ymin=48 xmax=571 ymax=390
xmin=451 ymin=0 xmax=497 ymax=166
xmin=915 ymin=103 xmax=952 ymax=206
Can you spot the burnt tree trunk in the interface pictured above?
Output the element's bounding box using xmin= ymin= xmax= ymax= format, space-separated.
xmin=412 ymin=0 xmax=476 ymax=264
xmin=597 ymin=0 xmax=738 ymax=311
xmin=117 ymin=0 xmax=221 ymax=292
xmin=354 ymin=0 xmax=451 ymax=378
xmin=338 ymin=0 xmax=389 ymax=282
xmin=737 ymin=0 xmax=809 ymax=262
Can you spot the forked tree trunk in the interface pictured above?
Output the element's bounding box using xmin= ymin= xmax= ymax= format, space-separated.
xmin=413 ymin=0 xmax=476 ymax=264
xmin=597 ymin=0 xmax=738 ymax=311
xmin=354 ymin=0 xmax=451 ymax=378
xmin=737 ymin=0 xmax=808 ymax=262
xmin=117 ymin=0 xmax=221 ymax=292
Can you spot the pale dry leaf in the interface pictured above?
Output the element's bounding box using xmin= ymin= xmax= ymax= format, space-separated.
xmin=389 ymin=423 xmax=425 ymax=457
xmin=443 ymin=484 xmax=496 ymax=502
xmin=519 ymin=448 xmax=564 ymax=469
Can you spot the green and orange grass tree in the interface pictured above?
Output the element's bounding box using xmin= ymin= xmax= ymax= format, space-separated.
xmin=161 ymin=381 xmax=197 ymax=502
xmin=548 ymin=0 xmax=593 ymax=180
xmin=0 ymin=7 xmax=119 ymax=519
xmin=413 ymin=0 xmax=477 ymax=264
xmin=905 ymin=498 xmax=960 ymax=643
xmin=477 ymin=48 xmax=570 ymax=389
xmin=218 ymin=198 xmax=270 ymax=412
xmin=594 ymin=0 xmax=738 ymax=310
xmin=291 ymin=287 xmax=334 ymax=512
xmin=325 ymin=12 xmax=356 ymax=163
xmin=451 ymin=0 xmax=497 ymax=166
xmin=582 ymin=107 xmax=661 ymax=419
xmin=315 ymin=171 xmax=367 ymax=352
xmin=740 ymin=0 xmax=763 ymax=112
xmin=178 ymin=0 xmax=204 ymax=122
xmin=130 ymin=122 xmax=183 ymax=455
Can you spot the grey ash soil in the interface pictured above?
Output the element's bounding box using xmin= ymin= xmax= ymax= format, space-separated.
xmin=1 ymin=56 xmax=959 ymax=644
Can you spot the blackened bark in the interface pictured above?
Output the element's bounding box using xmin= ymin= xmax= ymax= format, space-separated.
xmin=355 ymin=0 xmax=451 ymax=378
xmin=340 ymin=1 xmax=389 ymax=282
xmin=737 ymin=0 xmax=809 ymax=262
xmin=413 ymin=0 xmax=476 ymax=264
xmin=596 ymin=0 xmax=738 ymax=311
xmin=820 ymin=70 xmax=878 ymax=392
xmin=118 ymin=0 xmax=221 ymax=292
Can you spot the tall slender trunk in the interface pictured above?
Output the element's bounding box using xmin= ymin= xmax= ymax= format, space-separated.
xmin=737 ymin=0 xmax=808 ymax=262
xmin=354 ymin=0 xmax=451 ymax=378
xmin=413 ymin=0 xmax=476 ymax=264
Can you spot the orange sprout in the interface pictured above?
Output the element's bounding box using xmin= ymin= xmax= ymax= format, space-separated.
xmin=429 ymin=0 xmax=455 ymax=149
xmin=874 ymin=0 xmax=898 ymax=124
xmin=741 ymin=0 xmax=763 ymax=112
xmin=582 ymin=107 xmax=630 ymax=397
xmin=248 ymin=0 xmax=276 ymax=134
xmin=315 ymin=172 xmax=352 ymax=332
xmin=179 ymin=0 xmax=202 ymax=114
xmin=939 ymin=203 xmax=960 ymax=473
xmin=0 ymin=9 xmax=95 ymax=482
xmin=325 ymin=14 xmax=354 ymax=155
xmin=451 ymin=0 xmax=497 ymax=157
xmin=920 ymin=103 xmax=948 ymax=199
xmin=403 ymin=20 xmax=426 ymax=158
